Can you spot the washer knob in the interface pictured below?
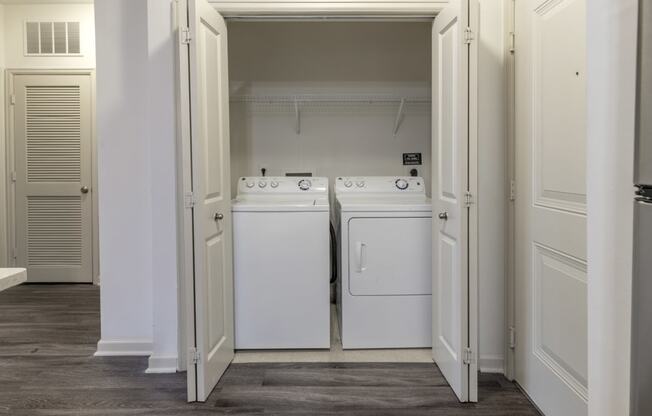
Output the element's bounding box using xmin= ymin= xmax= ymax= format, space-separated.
xmin=298 ymin=179 xmax=311 ymax=191
xmin=356 ymin=181 xmax=366 ymax=188
xmin=270 ymin=180 xmax=279 ymax=188
xmin=258 ymin=181 xmax=267 ymax=188
xmin=344 ymin=180 xmax=353 ymax=188
xmin=246 ymin=181 xmax=255 ymax=188
xmin=395 ymin=179 xmax=409 ymax=190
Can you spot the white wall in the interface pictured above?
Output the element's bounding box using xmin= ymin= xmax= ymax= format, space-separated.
xmin=2 ymin=4 xmax=95 ymax=69
xmin=228 ymin=22 xmax=433 ymax=196
xmin=586 ymin=0 xmax=636 ymax=414
xmin=95 ymin=0 xmax=153 ymax=355
xmin=94 ymin=0 xmax=179 ymax=372
xmin=0 ymin=3 xmax=95 ymax=268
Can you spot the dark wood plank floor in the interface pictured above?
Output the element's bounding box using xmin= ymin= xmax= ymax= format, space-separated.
xmin=0 ymin=284 xmax=540 ymax=415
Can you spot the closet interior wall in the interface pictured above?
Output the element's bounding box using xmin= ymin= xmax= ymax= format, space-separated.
xmin=227 ymin=22 xmax=433 ymax=201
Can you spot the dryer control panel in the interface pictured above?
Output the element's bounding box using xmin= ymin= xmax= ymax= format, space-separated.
xmin=238 ymin=177 xmax=328 ymax=195
xmin=335 ymin=176 xmax=426 ymax=194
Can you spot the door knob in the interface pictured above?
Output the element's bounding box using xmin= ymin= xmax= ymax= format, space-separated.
xmin=80 ymin=186 xmax=89 ymax=194
xmin=438 ymin=211 xmax=448 ymax=220
xmin=213 ymin=212 xmax=224 ymax=221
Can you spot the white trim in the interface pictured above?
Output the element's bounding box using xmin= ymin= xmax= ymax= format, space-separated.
xmin=209 ymin=1 xmax=448 ymax=17
xmin=94 ymin=339 xmax=153 ymax=356
xmin=146 ymin=355 xmax=179 ymax=374
xmin=504 ymin=0 xmax=516 ymax=382
xmin=479 ymin=355 xmax=505 ymax=374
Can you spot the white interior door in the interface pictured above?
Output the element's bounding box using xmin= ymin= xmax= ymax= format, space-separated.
xmin=12 ymin=73 xmax=93 ymax=283
xmin=181 ymin=0 xmax=234 ymax=402
xmin=514 ymin=0 xmax=588 ymax=415
xmin=431 ymin=0 xmax=478 ymax=402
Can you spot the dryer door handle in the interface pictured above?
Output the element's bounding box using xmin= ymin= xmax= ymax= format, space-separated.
xmin=356 ymin=242 xmax=367 ymax=273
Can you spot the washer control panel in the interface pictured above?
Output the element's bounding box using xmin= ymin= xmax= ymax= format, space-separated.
xmin=335 ymin=176 xmax=425 ymax=194
xmin=238 ymin=177 xmax=328 ymax=195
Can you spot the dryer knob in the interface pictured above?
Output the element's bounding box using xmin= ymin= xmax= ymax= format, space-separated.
xmin=258 ymin=181 xmax=267 ymax=188
xmin=246 ymin=181 xmax=255 ymax=188
xmin=395 ymin=179 xmax=409 ymax=190
xmin=356 ymin=181 xmax=366 ymax=188
xmin=270 ymin=180 xmax=279 ymax=188
xmin=344 ymin=180 xmax=353 ymax=188
xmin=298 ymin=179 xmax=311 ymax=191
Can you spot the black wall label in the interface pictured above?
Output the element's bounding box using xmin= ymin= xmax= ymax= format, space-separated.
xmin=403 ymin=153 xmax=422 ymax=165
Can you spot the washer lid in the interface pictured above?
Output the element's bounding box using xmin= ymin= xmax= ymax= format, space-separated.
xmin=232 ymin=196 xmax=329 ymax=212
xmin=337 ymin=195 xmax=432 ymax=212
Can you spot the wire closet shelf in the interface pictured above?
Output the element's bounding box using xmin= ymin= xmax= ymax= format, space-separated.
xmin=229 ymin=94 xmax=431 ymax=135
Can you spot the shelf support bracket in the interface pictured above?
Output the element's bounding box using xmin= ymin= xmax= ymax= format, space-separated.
xmin=393 ymin=98 xmax=406 ymax=136
xmin=294 ymin=97 xmax=300 ymax=135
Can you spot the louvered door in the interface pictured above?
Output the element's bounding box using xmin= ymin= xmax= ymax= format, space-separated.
xmin=13 ymin=74 xmax=93 ymax=283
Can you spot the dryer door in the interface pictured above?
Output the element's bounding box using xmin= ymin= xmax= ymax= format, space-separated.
xmin=348 ymin=217 xmax=432 ymax=296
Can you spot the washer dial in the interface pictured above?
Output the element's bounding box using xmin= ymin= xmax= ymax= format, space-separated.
xmin=298 ymin=179 xmax=312 ymax=191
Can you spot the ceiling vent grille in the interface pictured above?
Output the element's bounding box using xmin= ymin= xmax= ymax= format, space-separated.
xmin=25 ymin=21 xmax=81 ymax=56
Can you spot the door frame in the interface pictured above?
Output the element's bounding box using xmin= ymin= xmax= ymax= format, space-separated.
xmin=3 ymin=68 xmax=99 ymax=285
xmin=504 ymin=0 xmax=516 ymax=381
xmin=173 ymin=2 xmax=484 ymax=401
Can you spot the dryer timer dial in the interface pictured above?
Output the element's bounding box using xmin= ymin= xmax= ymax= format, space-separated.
xmin=298 ymin=179 xmax=312 ymax=191
xmin=395 ymin=179 xmax=409 ymax=190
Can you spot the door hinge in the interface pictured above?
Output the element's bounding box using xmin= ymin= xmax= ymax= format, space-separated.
xmin=509 ymin=326 xmax=516 ymax=349
xmin=189 ymin=347 xmax=201 ymax=365
xmin=10 ymin=171 xmax=17 ymax=183
xmin=181 ymin=27 xmax=192 ymax=44
xmin=9 ymin=94 xmax=16 ymax=105
xmin=184 ymin=191 xmax=195 ymax=209
xmin=464 ymin=27 xmax=474 ymax=44
xmin=509 ymin=32 xmax=515 ymax=54
xmin=509 ymin=180 xmax=516 ymax=201
xmin=464 ymin=191 xmax=474 ymax=208
xmin=463 ymin=347 xmax=474 ymax=365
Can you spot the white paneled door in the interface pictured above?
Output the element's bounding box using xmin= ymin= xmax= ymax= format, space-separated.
xmin=514 ymin=0 xmax=588 ymax=414
xmin=180 ymin=0 xmax=234 ymax=402
xmin=12 ymin=74 xmax=93 ymax=283
xmin=431 ymin=0 xmax=478 ymax=402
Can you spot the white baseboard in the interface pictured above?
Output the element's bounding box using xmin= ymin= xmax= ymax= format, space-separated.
xmin=479 ymin=355 xmax=505 ymax=374
xmin=94 ymin=339 xmax=153 ymax=356
xmin=146 ymin=355 xmax=179 ymax=374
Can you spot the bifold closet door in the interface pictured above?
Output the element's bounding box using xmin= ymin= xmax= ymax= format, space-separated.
xmin=179 ymin=0 xmax=234 ymax=402
xmin=431 ymin=0 xmax=479 ymax=402
xmin=12 ymin=73 xmax=93 ymax=283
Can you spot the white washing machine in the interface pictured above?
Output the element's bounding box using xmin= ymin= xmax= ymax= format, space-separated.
xmin=232 ymin=176 xmax=330 ymax=349
xmin=335 ymin=176 xmax=432 ymax=349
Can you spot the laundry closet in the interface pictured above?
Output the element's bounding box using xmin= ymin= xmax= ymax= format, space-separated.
xmin=177 ymin=0 xmax=507 ymax=404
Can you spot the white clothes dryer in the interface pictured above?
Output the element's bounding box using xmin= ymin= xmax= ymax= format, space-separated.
xmin=335 ymin=176 xmax=432 ymax=349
